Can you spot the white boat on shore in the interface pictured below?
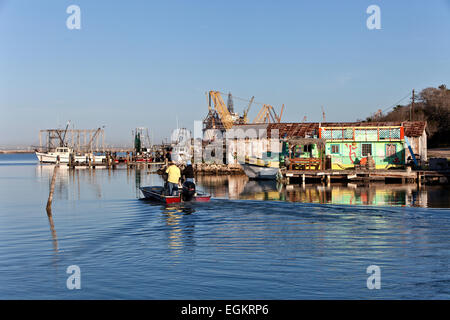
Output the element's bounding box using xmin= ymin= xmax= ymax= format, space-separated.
xmin=35 ymin=147 xmax=106 ymax=164
xmin=241 ymin=163 xmax=280 ymax=180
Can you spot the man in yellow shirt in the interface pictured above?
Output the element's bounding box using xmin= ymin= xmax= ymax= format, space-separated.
xmin=165 ymin=162 xmax=181 ymax=195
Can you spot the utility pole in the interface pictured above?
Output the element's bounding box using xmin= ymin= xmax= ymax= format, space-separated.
xmin=411 ymin=89 xmax=415 ymax=121
xmin=321 ymin=106 xmax=326 ymax=122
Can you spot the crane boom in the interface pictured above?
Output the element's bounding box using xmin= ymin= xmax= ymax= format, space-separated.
xmin=243 ymin=96 xmax=255 ymax=123
xmin=209 ymin=91 xmax=234 ymax=129
xmin=278 ymin=104 xmax=284 ymax=122
xmin=253 ymin=104 xmax=284 ymax=124
xmin=205 ymin=90 xmax=284 ymax=127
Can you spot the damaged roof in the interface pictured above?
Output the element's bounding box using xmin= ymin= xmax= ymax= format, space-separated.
xmin=402 ymin=121 xmax=427 ymax=137
xmin=263 ymin=121 xmax=427 ymax=138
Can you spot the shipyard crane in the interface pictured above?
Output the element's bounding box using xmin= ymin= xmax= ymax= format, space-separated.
xmin=253 ymin=104 xmax=274 ymax=123
xmin=204 ymin=90 xmax=285 ymax=129
xmin=253 ymin=104 xmax=284 ymax=124
xmin=208 ymin=91 xmax=235 ymax=129
xmin=242 ymin=96 xmax=255 ymax=124
xmin=277 ymin=104 xmax=285 ymax=123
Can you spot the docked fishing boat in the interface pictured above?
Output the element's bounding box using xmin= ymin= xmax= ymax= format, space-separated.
xmin=36 ymin=147 xmax=72 ymax=163
xmin=36 ymin=147 xmax=106 ymax=164
xmin=140 ymin=183 xmax=211 ymax=204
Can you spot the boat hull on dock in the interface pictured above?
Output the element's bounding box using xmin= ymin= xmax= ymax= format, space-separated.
xmin=241 ymin=163 xmax=279 ymax=180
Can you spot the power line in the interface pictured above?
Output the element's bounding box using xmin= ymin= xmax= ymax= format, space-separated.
xmin=381 ymin=92 xmax=411 ymax=114
xmin=217 ymin=91 xmax=278 ymax=107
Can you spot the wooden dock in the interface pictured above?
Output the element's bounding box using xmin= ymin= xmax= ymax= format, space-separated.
xmin=281 ymin=168 xmax=449 ymax=185
xmin=67 ymin=161 xmax=165 ymax=169
xmin=57 ymin=158 xmax=450 ymax=185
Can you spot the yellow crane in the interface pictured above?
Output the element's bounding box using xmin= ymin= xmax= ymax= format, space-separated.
xmin=208 ymin=91 xmax=234 ymax=129
xmin=205 ymin=90 xmax=285 ymax=128
xmin=242 ymin=96 xmax=255 ymax=124
xmin=253 ymin=104 xmax=284 ymax=124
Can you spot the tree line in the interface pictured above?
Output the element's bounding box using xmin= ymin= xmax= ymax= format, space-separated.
xmin=364 ymin=85 xmax=450 ymax=147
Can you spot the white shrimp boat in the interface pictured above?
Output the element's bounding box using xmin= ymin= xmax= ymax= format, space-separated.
xmin=36 ymin=147 xmax=71 ymax=163
xmin=35 ymin=147 xmax=106 ymax=164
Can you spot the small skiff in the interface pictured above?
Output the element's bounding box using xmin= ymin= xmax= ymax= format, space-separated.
xmin=140 ymin=186 xmax=211 ymax=204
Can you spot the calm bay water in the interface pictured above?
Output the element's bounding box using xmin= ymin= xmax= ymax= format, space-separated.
xmin=1 ymin=153 xmax=450 ymax=299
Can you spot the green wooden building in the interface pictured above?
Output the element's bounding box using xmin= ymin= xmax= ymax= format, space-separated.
xmin=319 ymin=125 xmax=405 ymax=169
xmin=226 ymin=121 xmax=427 ymax=170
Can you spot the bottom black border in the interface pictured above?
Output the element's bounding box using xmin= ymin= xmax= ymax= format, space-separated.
xmin=1 ymin=300 xmax=448 ymax=318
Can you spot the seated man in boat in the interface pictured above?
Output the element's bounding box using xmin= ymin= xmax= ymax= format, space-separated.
xmin=165 ymin=161 xmax=181 ymax=196
xmin=182 ymin=160 xmax=195 ymax=184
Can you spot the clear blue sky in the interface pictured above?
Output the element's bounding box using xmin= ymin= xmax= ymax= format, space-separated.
xmin=1 ymin=0 xmax=449 ymax=146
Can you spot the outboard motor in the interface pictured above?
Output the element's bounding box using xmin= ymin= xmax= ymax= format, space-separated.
xmin=181 ymin=181 xmax=196 ymax=201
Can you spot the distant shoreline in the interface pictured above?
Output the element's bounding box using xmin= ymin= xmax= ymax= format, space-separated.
xmin=0 ymin=150 xmax=35 ymax=154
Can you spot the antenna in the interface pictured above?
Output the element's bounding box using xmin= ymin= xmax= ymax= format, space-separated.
xmin=321 ymin=106 xmax=326 ymax=122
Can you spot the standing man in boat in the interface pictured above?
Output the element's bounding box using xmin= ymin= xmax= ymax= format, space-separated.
xmin=182 ymin=160 xmax=195 ymax=184
xmin=165 ymin=161 xmax=181 ymax=196
xmin=165 ymin=148 xmax=172 ymax=165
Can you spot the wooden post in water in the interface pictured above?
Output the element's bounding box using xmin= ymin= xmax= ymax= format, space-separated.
xmin=46 ymin=164 xmax=59 ymax=214
xmin=44 ymin=162 xmax=60 ymax=253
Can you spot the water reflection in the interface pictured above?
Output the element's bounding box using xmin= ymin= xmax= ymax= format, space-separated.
xmin=137 ymin=202 xmax=197 ymax=255
xmin=196 ymin=175 xmax=450 ymax=208
xmin=34 ymin=164 xmax=449 ymax=208
xmin=196 ymin=175 xmax=248 ymax=199
xmin=44 ymin=165 xmax=59 ymax=260
xmin=46 ymin=211 xmax=58 ymax=254
xmin=36 ymin=164 xmax=104 ymax=200
xmin=3 ymin=155 xmax=450 ymax=299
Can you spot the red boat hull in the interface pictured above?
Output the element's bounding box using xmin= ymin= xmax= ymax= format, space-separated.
xmin=140 ymin=186 xmax=211 ymax=204
xmin=193 ymin=195 xmax=211 ymax=202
